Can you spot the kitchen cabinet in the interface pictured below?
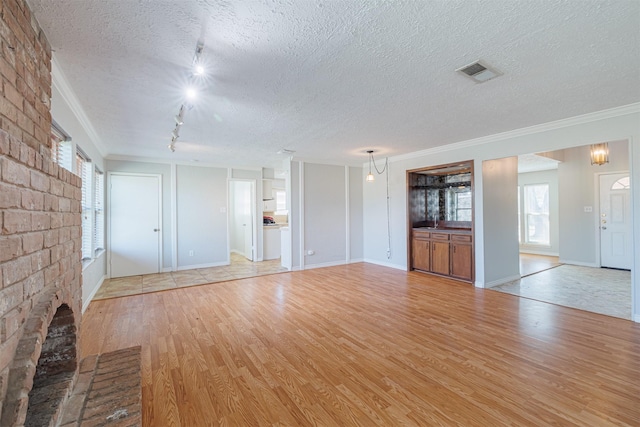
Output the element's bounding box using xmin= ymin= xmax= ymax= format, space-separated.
xmin=411 ymin=228 xmax=473 ymax=283
xmin=430 ymin=234 xmax=450 ymax=276
xmin=450 ymin=234 xmax=473 ymax=281
xmin=263 ymin=199 xmax=277 ymax=212
xmin=411 ymin=230 xmax=430 ymax=271
xmin=263 ymin=227 xmax=281 ymax=260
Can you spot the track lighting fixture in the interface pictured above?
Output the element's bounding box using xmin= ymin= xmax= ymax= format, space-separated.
xmin=168 ymin=39 xmax=207 ymax=152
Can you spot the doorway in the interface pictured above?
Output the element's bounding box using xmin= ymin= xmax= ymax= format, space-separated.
xmin=599 ymin=172 xmax=632 ymax=269
xmin=229 ymin=179 xmax=256 ymax=261
xmin=108 ymin=173 xmax=162 ymax=278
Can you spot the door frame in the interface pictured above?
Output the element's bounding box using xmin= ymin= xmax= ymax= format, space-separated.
xmin=107 ymin=172 xmax=163 ymax=278
xmin=227 ymin=178 xmax=258 ymax=262
xmin=594 ymin=170 xmax=631 ymax=268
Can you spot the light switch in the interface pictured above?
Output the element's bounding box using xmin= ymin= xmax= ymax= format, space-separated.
xmin=220 ymin=207 xmax=227 ymax=213
xmin=583 ymin=206 xmax=593 ymax=212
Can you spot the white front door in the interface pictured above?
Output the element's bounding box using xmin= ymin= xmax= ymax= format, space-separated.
xmin=599 ymin=173 xmax=631 ymax=270
xmin=109 ymin=174 xmax=162 ymax=277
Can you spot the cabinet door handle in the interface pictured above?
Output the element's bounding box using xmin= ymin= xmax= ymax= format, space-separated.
xmin=454 ymin=246 xmax=456 ymax=253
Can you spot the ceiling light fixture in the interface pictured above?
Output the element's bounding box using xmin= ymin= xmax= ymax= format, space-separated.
xmin=168 ymin=39 xmax=207 ymax=152
xmin=590 ymin=143 xmax=609 ymax=166
xmin=366 ymin=150 xmax=388 ymax=183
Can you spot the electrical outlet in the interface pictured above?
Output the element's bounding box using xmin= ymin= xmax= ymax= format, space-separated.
xmin=189 ymin=250 xmax=194 ymax=256
xmin=306 ymin=250 xmax=315 ymax=255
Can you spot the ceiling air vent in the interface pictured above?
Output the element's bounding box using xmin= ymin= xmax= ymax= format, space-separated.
xmin=456 ymin=60 xmax=501 ymax=83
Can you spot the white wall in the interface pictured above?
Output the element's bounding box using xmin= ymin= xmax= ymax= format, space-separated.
xmin=51 ymin=84 xmax=107 ymax=310
xmin=362 ymin=106 xmax=640 ymax=320
xmin=176 ymin=165 xmax=228 ymax=269
xmin=304 ymin=163 xmax=347 ymax=266
xmin=558 ymin=140 xmax=630 ymax=266
xmin=482 ymin=157 xmax=520 ymax=286
xmin=518 ymin=169 xmax=559 ymax=256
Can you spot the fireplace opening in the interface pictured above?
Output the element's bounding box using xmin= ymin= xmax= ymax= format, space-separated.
xmin=24 ymin=304 xmax=77 ymax=427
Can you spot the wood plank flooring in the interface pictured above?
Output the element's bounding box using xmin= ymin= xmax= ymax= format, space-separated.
xmin=80 ymin=263 xmax=640 ymax=426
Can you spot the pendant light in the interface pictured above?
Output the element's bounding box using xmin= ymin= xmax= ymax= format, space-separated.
xmin=366 ymin=150 xmax=375 ymax=182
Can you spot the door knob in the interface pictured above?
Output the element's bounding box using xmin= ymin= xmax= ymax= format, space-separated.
xmin=153 ymin=228 xmax=160 ymax=232
xmin=601 ymin=226 xmax=607 ymax=230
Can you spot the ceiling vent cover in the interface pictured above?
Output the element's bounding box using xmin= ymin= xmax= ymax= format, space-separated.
xmin=456 ymin=60 xmax=502 ymax=83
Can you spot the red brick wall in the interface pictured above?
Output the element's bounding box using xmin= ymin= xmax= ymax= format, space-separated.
xmin=0 ymin=1 xmax=83 ymax=425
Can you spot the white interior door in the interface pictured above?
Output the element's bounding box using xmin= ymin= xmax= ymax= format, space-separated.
xmin=599 ymin=173 xmax=631 ymax=269
xmin=109 ymin=174 xmax=161 ymax=277
xmin=230 ymin=180 xmax=255 ymax=261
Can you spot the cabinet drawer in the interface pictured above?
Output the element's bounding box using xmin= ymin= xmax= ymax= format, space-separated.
xmin=451 ymin=234 xmax=472 ymax=243
xmin=430 ymin=233 xmax=450 ymax=241
xmin=413 ymin=230 xmax=430 ymax=239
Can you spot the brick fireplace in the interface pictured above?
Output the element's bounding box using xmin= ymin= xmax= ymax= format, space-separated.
xmin=1 ymin=0 xmax=84 ymax=425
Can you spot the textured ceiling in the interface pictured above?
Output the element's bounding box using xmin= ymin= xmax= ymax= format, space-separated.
xmin=26 ymin=0 xmax=640 ymax=168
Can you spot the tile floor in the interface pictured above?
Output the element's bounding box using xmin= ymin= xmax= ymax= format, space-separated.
xmin=94 ymin=253 xmax=289 ymax=300
xmin=492 ymin=260 xmax=632 ymax=320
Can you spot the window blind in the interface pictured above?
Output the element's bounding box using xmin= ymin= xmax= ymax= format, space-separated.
xmin=51 ymin=120 xmax=72 ymax=171
xmin=94 ymin=168 xmax=105 ymax=252
xmin=76 ymin=148 xmax=93 ymax=260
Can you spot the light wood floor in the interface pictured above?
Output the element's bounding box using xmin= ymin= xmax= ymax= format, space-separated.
xmin=80 ymin=263 xmax=640 ymax=426
xmin=519 ymin=253 xmax=562 ymax=277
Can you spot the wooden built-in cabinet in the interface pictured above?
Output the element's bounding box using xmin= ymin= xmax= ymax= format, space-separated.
xmin=411 ymin=229 xmax=473 ymax=282
xmin=407 ymin=160 xmax=474 ymax=283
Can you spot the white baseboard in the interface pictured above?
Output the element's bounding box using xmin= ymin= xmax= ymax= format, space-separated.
xmin=348 ymin=258 xmax=365 ymax=263
xmin=520 ymin=249 xmax=559 ymax=256
xmin=633 ymin=313 xmax=640 ymax=323
xmin=303 ymin=260 xmax=347 ymax=270
xmin=177 ymin=260 xmax=230 ymax=271
xmin=161 ymin=267 xmax=173 ymax=273
xmin=484 ymin=274 xmax=522 ymax=288
xmin=558 ymin=259 xmax=599 ymax=268
xmin=362 ymin=258 xmax=407 ymax=271
xmin=83 ymin=274 xmax=105 ymax=313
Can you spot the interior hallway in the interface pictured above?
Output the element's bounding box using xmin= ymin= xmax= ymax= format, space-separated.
xmin=94 ymin=253 xmax=288 ymax=300
xmin=491 ymin=254 xmax=632 ymax=320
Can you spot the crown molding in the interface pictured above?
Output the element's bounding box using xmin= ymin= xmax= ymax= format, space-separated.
xmin=390 ymin=102 xmax=640 ymax=163
xmin=105 ymin=153 xmax=263 ymax=171
xmin=51 ymin=55 xmax=108 ymax=158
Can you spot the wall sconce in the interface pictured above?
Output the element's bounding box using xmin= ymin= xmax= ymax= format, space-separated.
xmin=590 ymin=143 xmax=609 ymax=166
xmin=366 ymin=150 xmax=388 ymax=182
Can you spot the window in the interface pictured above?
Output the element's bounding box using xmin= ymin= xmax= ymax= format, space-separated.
xmin=94 ymin=168 xmax=105 ymax=252
xmin=275 ymin=190 xmax=288 ymax=215
xmin=50 ymin=120 xmax=72 ymax=171
xmin=454 ymin=191 xmax=472 ymax=221
xmin=76 ymin=148 xmax=93 ymax=261
xmin=523 ymin=184 xmax=550 ymax=245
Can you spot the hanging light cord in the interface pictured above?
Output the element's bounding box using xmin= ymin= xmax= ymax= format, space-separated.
xmin=371 ymin=155 xmax=391 ymax=259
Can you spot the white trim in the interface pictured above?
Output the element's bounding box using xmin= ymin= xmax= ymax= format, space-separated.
xmin=484 ymin=274 xmax=522 ymax=288
xmin=106 ymin=153 xmax=264 ymax=171
xmin=304 ymin=260 xmax=347 ymax=270
xmin=557 ymin=260 xmax=599 ymax=268
xmin=350 ymin=258 xmax=365 ymax=263
xmin=390 ymin=103 xmax=640 ymax=164
xmin=633 ymin=314 xmax=640 ymax=323
xmin=299 ymin=161 xmax=305 ymax=270
xmin=345 ymin=165 xmax=350 ymax=264
xmin=162 ymin=267 xmax=173 ymax=273
xmin=519 ymin=249 xmax=560 ymax=257
xmin=363 ymin=259 xmax=406 ymax=271
xmin=82 ymin=274 xmax=105 ymax=313
xmin=51 ymin=56 xmax=108 ymax=158
xmin=176 ymin=261 xmax=229 ymax=270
